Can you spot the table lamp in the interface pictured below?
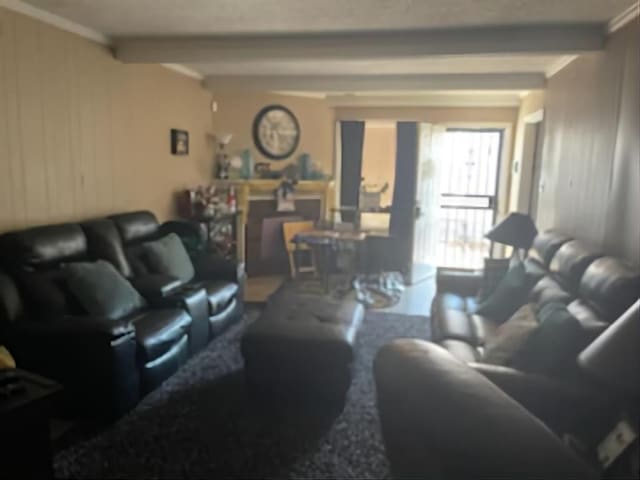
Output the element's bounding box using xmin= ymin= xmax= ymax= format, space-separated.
xmin=485 ymin=212 xmax=538 ymax=260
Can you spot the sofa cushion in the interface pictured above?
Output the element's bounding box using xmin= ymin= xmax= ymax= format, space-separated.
xmin=0 ymin=224 xmax=88 ymax=267
xmin=110 ymin=211 xmax=159 ymax=244
xmin=130 ymin=308 xmax=191 ymax=363
xmin=528 ymin=276 xmax=573 ymax=307
xmin=433 ymin=310 xmax=498 ymax=346
xmin=483 ymin=304 xmax=539 ymax=365
xmin=549 ymin=240 xmax=601 ymax=293
xmin=566 ymin=299 xmax=608 ymax=342
xmin=578 ymin=257 xmax=640 ymax=323
xmin=512 ymin=302 xmax=587 ymax=376
xmin=474 ymin=261 xmax=530 ymax=323
xmin=65 ymin=260 xmax=146 ymax=320
xmin=471 ymin=314 xmax=499 ymax=346
xmin=432 ymin=292 xmax=477 ymax=314
xmin=439 ymin=339 xmax=482 ymax=363
xmin=203 ymin=280 xmax=238 ymax=315
xmin=528 ymin=230 xmax=572 ymax=267
xmin=433 ymin=309 xmax=476 ymax=343
xmin=142 ymin=233 xmax=195 ymax=283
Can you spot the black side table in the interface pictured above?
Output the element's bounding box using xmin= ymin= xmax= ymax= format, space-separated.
xmin=0 ymin=369 xmax=62 ymax=479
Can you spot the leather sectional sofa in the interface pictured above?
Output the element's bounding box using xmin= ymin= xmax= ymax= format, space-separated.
xmin=0 ymin=211 xmax=244 ymax=419
xmin=375 ymin=230 xmax=640 ymax=478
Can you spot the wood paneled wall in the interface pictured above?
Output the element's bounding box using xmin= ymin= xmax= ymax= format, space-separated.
xmin=0 ymin=7 xmax=215 ymax=231
xmin=537 ymin=21 xmax=639 ymax=264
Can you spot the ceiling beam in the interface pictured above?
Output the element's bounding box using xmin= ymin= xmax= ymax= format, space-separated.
xmin=324 ymin=92 xmax=523 ymax=108
xmin=115 ymin=24 xmax=605 ymax=63
xmin=203 ymin=73 xmax=546 ymax=92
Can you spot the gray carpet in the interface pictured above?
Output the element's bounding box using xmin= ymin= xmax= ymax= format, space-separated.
xmin=54 ymin=311 xmax=430 ymax=479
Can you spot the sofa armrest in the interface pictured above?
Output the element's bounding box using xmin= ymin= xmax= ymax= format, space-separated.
xmin=14 ymin=315 xmax=135 ymax=341
xmin=470 ymin=362 xmax=605 ymax=433
xmin=436 ymin=268 xmax=482 ymax=297
xmin=193 ymin=253 xmax=245 ymax=283
xmin=130 ymin=274 xmax=183 ymax=300
xmin=8 ymin=315 xmax=140 ymax=417
xmin=374 ymin=339 xmax=597 ymax=479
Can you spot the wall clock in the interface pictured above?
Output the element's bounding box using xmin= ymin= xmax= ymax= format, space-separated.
xmin=252 ymin=105 xmax=300 ymax=160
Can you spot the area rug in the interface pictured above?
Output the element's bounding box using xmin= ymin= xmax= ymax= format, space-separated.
xmin=54 ymin=311 xmax=430 ymax=479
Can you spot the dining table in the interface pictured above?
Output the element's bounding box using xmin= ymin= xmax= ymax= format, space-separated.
xmin=291 ymin=229 xmax=368 ymax=293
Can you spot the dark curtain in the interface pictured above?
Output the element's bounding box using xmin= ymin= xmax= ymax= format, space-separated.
xmin=390 ymin=122 xmax=418 ymax=276
xmin=340 ymin=121 xmax=365 ymax=223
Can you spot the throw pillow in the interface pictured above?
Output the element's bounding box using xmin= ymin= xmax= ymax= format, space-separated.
xmin=511 ymin=302 xmax=587 ymax=376
xmin=141 ymin=233 xmax=195 ymax=283
xmin=477 ymin=257 xmax=510 ymax=301
xmin=483 ymin=304 xmax=539 ymax=365
xmin=474 ymin=259 xmax=531 ymax=323
xmin=65 ymin=260 xmax=146 ymax=319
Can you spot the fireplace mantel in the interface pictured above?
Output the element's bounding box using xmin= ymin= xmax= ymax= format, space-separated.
xmin=211 ymin=180 xmax=335 ymax=263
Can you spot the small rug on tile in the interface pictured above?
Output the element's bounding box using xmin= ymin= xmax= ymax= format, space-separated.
xmin=54 ymin=311 xmax=430 ymax=479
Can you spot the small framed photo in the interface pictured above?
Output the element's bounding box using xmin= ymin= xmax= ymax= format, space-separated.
xmin=171 ymin=129 xmax=189 ymax=155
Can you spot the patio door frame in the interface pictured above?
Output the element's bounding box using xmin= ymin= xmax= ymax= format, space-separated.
xmin=437 ymin=122 xmax=513 ymax=268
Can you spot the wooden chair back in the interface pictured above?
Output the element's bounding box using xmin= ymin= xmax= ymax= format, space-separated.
xmin=282 ymin=221 xmax=315 ymax=252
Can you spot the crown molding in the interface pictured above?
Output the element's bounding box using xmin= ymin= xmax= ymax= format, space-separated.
xmin=0 ymin=0 xmax=110 ymax=44
xmin=545 ymin=55 xmax=578 ymax=78
xmin=608 ymin=3 xmax=640 ymax=34
xmin=161 ymin=63 xmax=204 ymax=80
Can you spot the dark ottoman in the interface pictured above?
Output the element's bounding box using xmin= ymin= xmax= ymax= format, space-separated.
xmin=241 ymin=285 xmax=364 ymax=408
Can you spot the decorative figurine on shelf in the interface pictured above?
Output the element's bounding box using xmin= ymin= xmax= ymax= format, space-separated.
xmin=297 ymin=153 xmax=329 ymax=180
xmin=194 ymin=184 xmax=222 ymax=218
xmin=227 ymin=186 xmax=237 ymax=213
xmin=240 ymin=149 xmax=254 ymax=179
xmin=214 ymin=133 xmax=233 ymax=179
xmin=275 ymin=166 xmax=298 ymax=212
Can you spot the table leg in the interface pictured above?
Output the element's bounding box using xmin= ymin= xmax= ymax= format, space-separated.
xmin=323 ymin=246 xmax=331 ymax=294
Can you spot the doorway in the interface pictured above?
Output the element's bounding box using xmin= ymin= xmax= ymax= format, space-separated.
xmin=428 ymin=128 xmax=504 ymax=270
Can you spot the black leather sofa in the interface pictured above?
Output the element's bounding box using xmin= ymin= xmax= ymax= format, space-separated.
xmin=374 ymin=231 xmax=640 ymax=478
xmin=105 ymin=211 xmax=244 ymax=343
xmin=429 ymin=230 xmax=639 ymax=429
xmin=0 ymin=212 xmax=244 ymax=419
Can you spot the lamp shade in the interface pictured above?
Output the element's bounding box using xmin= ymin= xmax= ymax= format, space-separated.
xmin=578 ymin=299 xmax=640 ymax=397
xmin=485 ymin=213 xmax=538 ymax=249
xmin=215 ymin=133 xmax=233 ymax=146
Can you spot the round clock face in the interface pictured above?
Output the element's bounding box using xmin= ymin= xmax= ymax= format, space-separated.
xmin=252 ymin=105 xmax=300 ymax=160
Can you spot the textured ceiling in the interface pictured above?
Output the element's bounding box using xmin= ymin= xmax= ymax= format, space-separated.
xmin=21 ymin=0 xmax=635 ymax=36
xmin=185 ymin=54 xmax=564 ymax=76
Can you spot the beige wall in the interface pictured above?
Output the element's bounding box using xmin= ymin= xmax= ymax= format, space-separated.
xmin=537 ymin=21 xmax=639 ymax=264
xmin=210 ymin=90 xmax=335 ymax=175
xmin=0 ymin=7 xmax=217 ymax=231
xmin=361 ymin=122 xmax=396 ymax=206
xmin=508 ymin=91 xmax=545 ymax=213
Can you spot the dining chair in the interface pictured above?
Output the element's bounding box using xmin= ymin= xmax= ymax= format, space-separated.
xmin=282 ymin=221 xmax=318 ymax=278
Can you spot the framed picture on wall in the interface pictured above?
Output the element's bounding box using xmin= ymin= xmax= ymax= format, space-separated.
xmin=171 ymin=129 xmax=189 ymax=155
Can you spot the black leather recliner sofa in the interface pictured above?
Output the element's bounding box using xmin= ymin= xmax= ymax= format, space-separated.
xmin=374 ymin=230 xmax=640 ymax=479
xmin=0 ymin=211 xmax=244 ymax=419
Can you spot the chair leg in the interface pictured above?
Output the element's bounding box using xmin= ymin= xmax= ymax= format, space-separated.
xmin=288 ymin=252 xmax=297 ymax=279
